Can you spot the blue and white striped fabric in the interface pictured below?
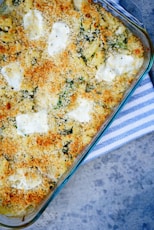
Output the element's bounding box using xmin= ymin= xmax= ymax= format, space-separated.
xmin=84 ymin=0 xmax=154 ymax=163
xmin=85 ymin=74 xmax=154 ymax=163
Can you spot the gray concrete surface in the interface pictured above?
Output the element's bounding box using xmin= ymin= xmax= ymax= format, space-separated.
xmin=25 ymin=0 xmax=154 ymax=229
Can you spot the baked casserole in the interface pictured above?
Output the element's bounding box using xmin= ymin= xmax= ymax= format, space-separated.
xmin=0 ymin=0 xmax=144 ymax=217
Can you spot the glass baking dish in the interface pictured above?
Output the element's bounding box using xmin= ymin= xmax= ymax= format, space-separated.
xmin=0 ymin=0 xmax=153 ymax=228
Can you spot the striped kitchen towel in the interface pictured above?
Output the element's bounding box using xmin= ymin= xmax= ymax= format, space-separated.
xmin=84 ymin=0 xmax=154 ymax=163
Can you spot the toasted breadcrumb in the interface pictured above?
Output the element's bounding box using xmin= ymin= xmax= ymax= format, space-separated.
xmin=0 ymin=0 xmax=144 ymax=217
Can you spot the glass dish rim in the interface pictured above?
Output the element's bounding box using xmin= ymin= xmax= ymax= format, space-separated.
xmin=0 ymin=0 xmax=153 ymax=228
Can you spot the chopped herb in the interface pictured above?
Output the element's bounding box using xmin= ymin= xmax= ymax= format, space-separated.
xmin=66 ymin=78 xmax=74 ymax=88
xmin=62 ymin=141 xmax=71 ymax=155
xmin=85 ymin=83 xmax=95 ymax=92
xmin=60 ymin=127 xmax=73 ymax=135
xmin=0 ymin=54 xmax=7 ymax=62
xmin=12 ymin=0 xmax=23 ymax=6
xmin=107 ymin=34 xmax=128 ymax=50
xmin=80 ymin=54 xmax=87 ymax=64
xmin=77 ymin=76 xmax=85 ymax=83
xmin=55 ymin=79 xmax=75 ymax=109
xmin=21 ymin=87 xmax=38 ymax=100
xmin=0 ymin=124 xmax=5 ymax=131
xmin=0 ymin=1 xmax=9 ymax=14
xmin=31 ymin=57 xmax=37 ymax=66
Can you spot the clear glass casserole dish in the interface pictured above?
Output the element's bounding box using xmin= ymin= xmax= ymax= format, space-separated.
xmin=0 ymin=0 xmax=153 ymax=228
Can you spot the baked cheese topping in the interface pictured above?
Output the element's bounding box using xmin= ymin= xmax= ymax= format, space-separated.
xmin=1 ymin=62 xmax=23 ymax=90
xmin=23 ymin=10 xmax=44 ymax=40
xmin=96 ymin=54 xmax=143 ymax=82
xmin=9 ymin=168 xmax=42 ymax=190
xmin=67 ymin=98 xmax=93 ymax=122
xmin=0 ymin=0 xmax=144 ymax=218
xmin=48 ymin=22 xmax=70 ymax=56
xmin=16 ymin=111 xmax=49 ymax=135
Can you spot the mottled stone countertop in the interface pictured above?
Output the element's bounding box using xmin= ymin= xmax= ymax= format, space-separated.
xmin=25 ymin=1 xmax=153 ymax=229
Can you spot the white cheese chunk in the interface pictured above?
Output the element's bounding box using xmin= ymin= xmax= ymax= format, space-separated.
xmin=107 ymin=54 xmax=135 ymax=75
xmin=23 ymin=9 xmax=44 ymax=40
xmin=16 ymin=110 xmax=48 ymax=135
xmin=67 ymin=98 xmax=93 ymax=123
xmin=73 ymin=0 xmax=84 ymax=10
xmin=96 ymin=53 xmax=143 ymax=82
xmin=1 ymin=62 xmax=23 ymax=90
xmin=48 ymin=22 xmax=70 ymax=56
xmin=9 ymin=168 xmax=42 ymax=190
xmin=115 ymin=26 xmax=125 ymax=35
xmin=95 ymin=64 xmax=116 ymax=82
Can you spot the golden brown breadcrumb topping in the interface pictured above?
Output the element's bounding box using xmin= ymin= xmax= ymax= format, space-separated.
xmin=0 ymin=0 xmax=144 ymax=217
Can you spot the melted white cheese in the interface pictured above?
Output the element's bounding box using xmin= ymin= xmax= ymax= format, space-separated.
xmin=16 ymin=110 xmax=49 ymax=135
xmin=23 ymin=9 xmax=44 ymax=40
xmin=48 ymin=22 xmax=70 ymax=56
xmin=73 ymin=0 xmax=84 ymax=10
xmin=107 ymin=54 xmax=135 ymax=75
xmin=1 ymin=62 xmax=23 ymax=90
xmin=67 ymin=98 xmax=93 ymax=123
xmin=115 ymin=26 xmax=125 ymax=35
xmin=9 ymin=168 xmax=42 ymax=190
xmin=96 ymin=53 xmax=143 ymax=82
xmin=95 ymin=64 xmax=116 ymax=82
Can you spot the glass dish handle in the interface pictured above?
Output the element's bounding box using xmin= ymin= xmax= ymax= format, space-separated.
xmin=93 ymin=0 xmax=144 ymax=28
